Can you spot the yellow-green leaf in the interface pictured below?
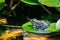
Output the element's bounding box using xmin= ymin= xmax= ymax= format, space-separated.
xmin=0 ymin=0 xmax=5 ymax=10
xmin=21 ymin=0 xmax=39 ymax=5
xmin=22 ymin=22 xmax=57 ymax=34
xmin=38 ymin=0 xmax=60 ymax=7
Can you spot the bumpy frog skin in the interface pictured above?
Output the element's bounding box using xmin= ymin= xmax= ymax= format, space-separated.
xmin=30 ymin=19 xmax=50 ymax=30
xmin=38 ymin=0 xmax=60 ymax=7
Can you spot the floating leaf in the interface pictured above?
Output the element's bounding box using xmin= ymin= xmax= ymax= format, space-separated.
xmin=21 ymin=0 xmax=39 ymax=5
xmin=22 ymin=22 xmax=57 ymax=34
xmin=0 ymin=0 xmax=5 ymax=10
xmin=45 ymin=23 xmax=56 ymax=31
xmin=38 ymin=0 xmax=60 ymax=7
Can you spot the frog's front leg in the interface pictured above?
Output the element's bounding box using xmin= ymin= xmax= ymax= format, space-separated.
xmin=33 ymin=26 xmax=37 ymax=30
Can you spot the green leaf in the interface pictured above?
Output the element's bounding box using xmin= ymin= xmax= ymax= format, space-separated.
xmin=22 ymin=22 xmax=38 ymax=32
xmin=21 ymin=0 xmax=39 ymax=5
xmin=38 ymin=0 xmax=60 ymax=7
xmin=22 ymin=22 xmax=57 ymax=34
xmin=45 ymin=23 xmax=56 ymax=31
xmin=56 ymin=7 xmax=60 ymax=12
xmin=0 ymin=0 xmax=5 ymax=10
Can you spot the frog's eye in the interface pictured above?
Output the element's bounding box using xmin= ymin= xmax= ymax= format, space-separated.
xmin=56 ymin=19 xmax=60 ymax=30
xmin=38 ymin=0 xmax=60 ymax=7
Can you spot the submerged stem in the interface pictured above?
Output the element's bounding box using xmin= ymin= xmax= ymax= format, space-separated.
xmin=10 ymin=0 xmax=14 ymax=8
xmin=2 ymin=25 xmax=21 ymax=28
xmin=40 ymin=4 xmax=52 ymax=15
xmin=13 ymin=11 xmax=16 ymax=17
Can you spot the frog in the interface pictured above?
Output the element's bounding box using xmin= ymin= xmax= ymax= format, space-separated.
xmin=30 ymin=19 xmax=50 ymax=30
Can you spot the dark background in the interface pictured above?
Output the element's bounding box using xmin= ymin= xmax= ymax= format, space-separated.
xmin=0 ymin=0 xmax=60 ymax=26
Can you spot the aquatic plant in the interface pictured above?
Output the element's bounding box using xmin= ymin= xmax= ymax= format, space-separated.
xmin=22 ymin=18 xmax=60 ymax=34
xmin=21 ymin=0 xmax=60 ymax=7
xmin=0 ymin=0 xmax=60 ymax=16
xmin=22 ymin=20 xmax=56 ymax=34
xmin=0 ymin=29 xmax=26 ymax=40
xmin=0 ymin=0 xmax=60 ymax=40
xmin=0 ymin=0 xmax=5 ymax=10
xmin=21 ymin=0 xmax=39 ymax=5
